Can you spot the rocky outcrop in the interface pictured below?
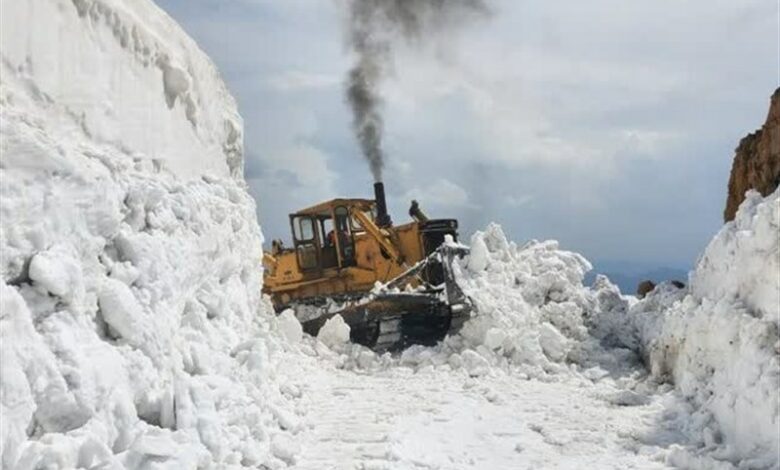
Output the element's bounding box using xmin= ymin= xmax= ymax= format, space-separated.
xmin=636 ymin=280 xmax=684 ymax=299
xmin=724 ymin=88 xmax=780 ymax=222
xmin=636 ymin=280 xmax=656 ymax=299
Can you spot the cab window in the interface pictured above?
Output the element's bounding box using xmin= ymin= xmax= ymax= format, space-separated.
xmin=334 ymin=206 xmax=356 ymax=266
xmin=319 ymin=215 xmax=339 ymax=269
xmin=291 ymin=216 xmax=318 ymax=270
xmin=294 ymin=216 xmax=315 ymax=241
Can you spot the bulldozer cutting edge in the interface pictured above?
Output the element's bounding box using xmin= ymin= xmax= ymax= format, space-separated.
xmin=262 ymin=182 xmax=473 ymax=351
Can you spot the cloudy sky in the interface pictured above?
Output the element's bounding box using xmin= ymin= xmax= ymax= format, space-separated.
xmin=158 ymin=0 xmax=778 ymax=270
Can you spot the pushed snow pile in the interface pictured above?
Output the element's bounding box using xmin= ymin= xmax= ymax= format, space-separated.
xmin=0 ymin=1 xmax=297 ymax=468
xmin=329 ymin=224 xmax=631 ymax=378
xmin=410 ymin=224 xmax=625 ymax=377
xmin=623 ymin=189 xmax=780 ymax=468
xmin=456 ymin=225 xmax=590 ymax=373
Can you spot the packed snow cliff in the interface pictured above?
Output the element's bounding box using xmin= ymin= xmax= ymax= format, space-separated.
xmin=0 ymin=1 xmax=296 ymax=468
xmin=604 ymin=188 xmax=780 ymax=468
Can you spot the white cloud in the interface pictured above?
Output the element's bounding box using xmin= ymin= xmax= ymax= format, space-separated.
xmin=270 ymin=144 xmax=337 ymax=188
xmin=506 ymin=194 xmax=534 ymax=208
xmin=404 ymin=179 xmax=477 ymax=209
xmin=246 ymin=142 xmax=338 ymax=242
xmin=242 ymin=105 xmax=339 ymax=240
xmin=377 ymin=0 xmax=775 ymax=174
xmin=266 ymin=70 xmax=341 ymax=92
xmin=617 ymin=129 xmax=681 ymax=159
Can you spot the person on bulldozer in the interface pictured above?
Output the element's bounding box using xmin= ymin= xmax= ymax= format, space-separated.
xmin=409 ymin=200 xmax=429 ymax=223
xmin=325 ymin=228 xmax=350 ymax=251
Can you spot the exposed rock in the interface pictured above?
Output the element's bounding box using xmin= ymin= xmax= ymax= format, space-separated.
xmin=724 ymin=88 xmax=780 ymax=222
xmin=636 ymin=280 xmax=656 ymax=299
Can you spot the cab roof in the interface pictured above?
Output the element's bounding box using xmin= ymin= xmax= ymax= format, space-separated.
xmin=292 ymin=198 xmax=375 ymax=217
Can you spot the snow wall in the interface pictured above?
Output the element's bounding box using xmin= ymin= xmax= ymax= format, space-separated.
xmin=0 ymin=0 xmax=243 ymax=179
xmin=0 ymin=0 xmax=296 ymax=468
xmin=621 ymin=189 xmax=780 ymax=467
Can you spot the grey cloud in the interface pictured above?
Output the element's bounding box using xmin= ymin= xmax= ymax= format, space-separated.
xmin=157 ymin=0 xmax=776 ymax=269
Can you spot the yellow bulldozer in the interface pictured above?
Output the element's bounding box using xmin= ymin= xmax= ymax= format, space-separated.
xmin=262 ymin=182 xmax=472 ymax=351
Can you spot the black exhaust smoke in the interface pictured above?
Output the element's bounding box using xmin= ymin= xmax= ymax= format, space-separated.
xmin=344 ymin=0 xmax=493 ymax=182
xmin=374 ymin=182 xmax=392 ymax=227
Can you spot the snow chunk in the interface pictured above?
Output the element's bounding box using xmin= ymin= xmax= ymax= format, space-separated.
xmin=277 ymin=309 xmax=303 ymax=344
xmin=461 ymin=350 xmax=490 ymax=377
xmin=28 ymin=247 xmax=84 ymax=304
xmin=109 ymin=261 xmax=140 ymax=286
xmin=270 ymin=433 xmax=300 ymax=464
xmin=538 ymin=323 xmax=569 ymax=362
xmin=467 ymin=233 xmax=490 ymax=272
xmin=317 ymin=315 xmax=351 ymax=349
xmin=604 ymin=390 xmax=650 ymax=407
xmin=98 ymin=278 xmax=146 ymax=343
xmin=483 ymin=328 xmax=507 ymax=350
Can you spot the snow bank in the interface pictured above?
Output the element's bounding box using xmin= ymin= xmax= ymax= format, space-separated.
xmin=446 ymin=225 xmax=597 ymax=375
xmin=0 ymin=1 xmax=299 ymax=468
xmin=620 ymin=189 xmax=780 ymax=467
xmin=326 ymin=204 xmax=778 ymax=468
xmin=691 ymin=190 xmax=779 ymax=321
xmin=1 ymin=0 xmax=243 ymax=180
xmin=431 ymin=195 xmax=776 ymax=469
xmin=367 ymin=224 xmax=632 ymax=379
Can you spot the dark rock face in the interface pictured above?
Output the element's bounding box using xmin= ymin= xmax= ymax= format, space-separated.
xmin=724 ymin=88 xmax=780 ymax=222
xmin=636 ymin=280 xmax=656 ymax=299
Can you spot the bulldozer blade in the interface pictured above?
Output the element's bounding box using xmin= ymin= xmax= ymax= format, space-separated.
xmin=297 ymin=244 xmax=474 ymax=352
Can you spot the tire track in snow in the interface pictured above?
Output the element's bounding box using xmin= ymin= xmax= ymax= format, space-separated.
xmin=287 ymin=355 xmax=685 ymax=470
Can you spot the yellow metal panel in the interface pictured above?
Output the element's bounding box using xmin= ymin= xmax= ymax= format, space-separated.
xmin=262 ymin=199 xmax=434 ymax=309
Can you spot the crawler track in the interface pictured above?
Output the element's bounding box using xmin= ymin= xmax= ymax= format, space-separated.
xmin=298 ymin=291 xmax=471 ymax=352
xmin=290 ymin=245 xmax=473 ymax=352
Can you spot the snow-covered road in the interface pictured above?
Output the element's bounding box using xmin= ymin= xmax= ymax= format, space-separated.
xmin=282 ymin=352 xmax=689 ymax=470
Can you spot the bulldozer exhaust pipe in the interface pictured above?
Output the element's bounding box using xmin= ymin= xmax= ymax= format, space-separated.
xmin=374 ymin=182 xmax=392 ymax=227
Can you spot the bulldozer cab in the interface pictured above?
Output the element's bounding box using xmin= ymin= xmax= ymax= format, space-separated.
xmin=289 ymin=198 xmax=373 ymax=273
